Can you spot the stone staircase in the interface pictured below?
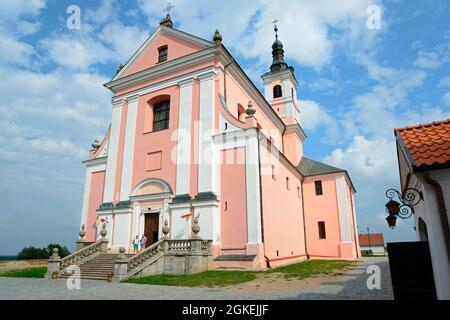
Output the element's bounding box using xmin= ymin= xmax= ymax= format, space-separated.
xmin=60 ymin=253 xmax=133 ymax=280
xmin=47 ymin=221 xmax=212 ymax=281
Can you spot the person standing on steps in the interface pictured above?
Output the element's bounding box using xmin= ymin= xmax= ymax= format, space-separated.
xmin=133 ymin=235 xmax=139 ymax=254
xmin=140 ymin=234 xmax=147 ymax=251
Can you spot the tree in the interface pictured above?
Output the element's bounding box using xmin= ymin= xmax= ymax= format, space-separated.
xmin=46 ymin=243 xmax=70 ymax=258
xmin=16 ymin=244 xmax=71 ymax=260
xmin=16 ymin=246 xmax=48 ymax=260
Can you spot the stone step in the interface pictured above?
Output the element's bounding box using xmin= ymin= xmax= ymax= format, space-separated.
xmin=81 ymin=265 xmax=114 ymax=269
xmin=79 ymin=268 xmax=114 ymax=272
xmin=80 ymin=272 xmax=113 ymax=276
xmin=59 ymin=253 xmax=136 ymax=281
xmin=60 ymin=274 xmax=108 ymax=280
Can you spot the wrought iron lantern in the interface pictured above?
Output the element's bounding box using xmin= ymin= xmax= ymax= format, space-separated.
xmin=384 ymin=188 xmax=423 ymax=229
xmin=385 ymin=214 xmax=397 ymax=229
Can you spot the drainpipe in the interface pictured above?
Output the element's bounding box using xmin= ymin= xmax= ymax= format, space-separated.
xmin=423 ymin=172 xmax=450 ymax=266
xmin=256 ymin=130 xmax=270 ymax=269
xmin=300 ymin=180 xmax=310 ymax=259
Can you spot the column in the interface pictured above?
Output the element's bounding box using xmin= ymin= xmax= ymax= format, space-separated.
xmin=245 ymin=132 xmax=262 ymax=244
xmin=175 ymin=79 xmax=193 ymax=197
xmin=336 ymin=175 xmax=352 ymax=243
xmin=120 ymin=95 xmax=139 ymax=201
xmin=197 ymin=73 xmax=218 ymax=197
xmin=103 ymin=99 xmax=123 ymax=203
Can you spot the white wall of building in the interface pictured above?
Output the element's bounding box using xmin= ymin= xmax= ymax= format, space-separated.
xmin=412 ymin=172 xmax=450 ymax=300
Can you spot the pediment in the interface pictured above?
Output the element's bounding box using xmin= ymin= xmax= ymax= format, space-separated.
xmin=113 ymin=26 xmax=214 ymax=81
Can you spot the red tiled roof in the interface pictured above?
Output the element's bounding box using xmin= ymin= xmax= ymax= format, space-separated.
xmin=395 ymin=118 xmax=450 ymax=169
xmin=358 ymin=233 xmax=384 ymax=247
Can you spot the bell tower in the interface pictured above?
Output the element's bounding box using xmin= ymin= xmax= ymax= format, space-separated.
xmin=261 ymin=21 xmax=305 ymax=165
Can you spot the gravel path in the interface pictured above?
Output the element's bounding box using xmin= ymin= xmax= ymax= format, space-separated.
xmin=0 ymin=257 xmax=393 ymax=300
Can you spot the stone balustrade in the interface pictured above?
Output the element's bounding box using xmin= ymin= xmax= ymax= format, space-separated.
xmin=46 ymin=218 xmax=212 ymax=281
xmin=46 ymin=223 xmax=109 ymax=278
xmin=113 ymin=217 xmax=212 ymax=281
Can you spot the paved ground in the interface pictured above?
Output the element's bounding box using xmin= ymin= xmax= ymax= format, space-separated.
xmin=0 ymin=257 xmax=393 ymax=300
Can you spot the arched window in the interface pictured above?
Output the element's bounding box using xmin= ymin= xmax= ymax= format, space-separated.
xmin=158 ymin=45 xmax=168 ymax=63
xmin=273 ymin=85 xmax=282 ymax=98
xmin=237 ymin=104 xmax=246 ymax=122
xmin=152 ymin=100 xmax=170 ymax=131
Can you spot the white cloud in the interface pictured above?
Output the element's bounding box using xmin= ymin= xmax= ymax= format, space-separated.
xmin=0 ymin=29 xmax=36 ymax=66
xmin=299 ymin=99 xmax=333 ymax=131
xmin=38 ymin=9 xmax=148 ymax=72
xmin=0 ymin=65 xmax=111 ymax=163
xmin=0 ymin=0 xmax=46 ymax=21
xmin=333 ymin=61 xmax=428 ymax=142
xmin=443 ymin=92 xmax=450 ymax=106
xmin=325 ymin=135 xmax=397 ymax=182
xmin=413 ymin=42 xmax=450 ymax=70
xmin=439 ymin=75 xmax=450 ymax=88
xmin=138 ymin=0 xmax=376 ymax=69
xmin=308 ymin=78 xmax=338 ymax=92
xmin=40 ymin=35 xmax=112 ymax=71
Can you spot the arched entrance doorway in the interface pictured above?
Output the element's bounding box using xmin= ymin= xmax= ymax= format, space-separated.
xmin=130 ymin=178 xmax=173 ymax=248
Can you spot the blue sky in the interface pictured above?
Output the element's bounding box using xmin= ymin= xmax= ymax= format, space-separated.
xmin=0 ymin=0 xmax=449 ymax=254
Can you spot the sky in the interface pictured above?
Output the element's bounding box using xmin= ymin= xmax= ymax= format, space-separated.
xmin=0 ymin=0 xmax=449 ymax=254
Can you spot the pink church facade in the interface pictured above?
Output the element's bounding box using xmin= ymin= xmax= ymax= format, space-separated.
xmin=79 ymin=16 xmax=360 ymax=269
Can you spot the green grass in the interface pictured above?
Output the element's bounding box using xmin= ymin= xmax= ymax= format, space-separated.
xmin=125 ymin=259 xmax=355 ymax=287
xmin=125 ymin=270 xmax=258 ymax=287
xmin=268 ymin=259 xmax=355 ymax=279
xmin=0 ymin=267 xmax=47 ymax=278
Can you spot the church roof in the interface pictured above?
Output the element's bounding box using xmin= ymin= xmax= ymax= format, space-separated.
xmin=298 ymin=157 xmax=344 ymax=176
xmin=298 ymin=157 xmax=356 ymax=192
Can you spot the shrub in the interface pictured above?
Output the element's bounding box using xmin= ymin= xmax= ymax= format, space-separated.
xmin=16 ymin=246 xmax=48 ymax=260
xmin=46 ymin=244 xmax=70 ymax=258
xmin=16 ymin=244 xmax=71 ymax=260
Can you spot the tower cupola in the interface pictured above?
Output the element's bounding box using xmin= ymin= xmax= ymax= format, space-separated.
xmin=270 ymin=24 xmax=288 ymax=72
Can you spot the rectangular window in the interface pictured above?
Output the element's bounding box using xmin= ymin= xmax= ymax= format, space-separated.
xmin=297 ymin=186 xmax=301 ymax=198
xmin=158 ymin=45 xmax=168 ymax=63
xmin=271 ymin=165 xmax=276 ymax=180
xmin=152 ymin=101 xmax=170 ymax=131
xmin=318 ymin=221 xmax=326 ymax=239
xmin=286 ymin=177 xmax=290 ymax=190
xmin=315 ymin=180 xmax=323 ymax=196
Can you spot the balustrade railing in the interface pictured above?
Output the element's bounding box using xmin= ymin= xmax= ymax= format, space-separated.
xmin=127 ymin=239 xmax=164 ymax=272
xmin=201 ymin=240 xmax=212 ymax=254
xmin=167 ymin=240 xmax=191 ymax=254
xmin=60 ymin=240 xmax=103 ymax=269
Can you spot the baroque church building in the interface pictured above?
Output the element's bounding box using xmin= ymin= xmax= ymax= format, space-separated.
xmin=80 ymin=14 xmax=360 ymax=270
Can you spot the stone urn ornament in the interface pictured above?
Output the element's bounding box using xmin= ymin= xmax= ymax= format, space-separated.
xmin=191 ymin=215 xmax=201 ymax=239
xmin=79 ymin=224 xmax=86 ymax=240
xmin=100 ymin=223 xmax=107 ymax=239
xmin=246 ymin=101 xmax=256 ymax=116
xmin=162 ymin=219 xmax=170 ymax=239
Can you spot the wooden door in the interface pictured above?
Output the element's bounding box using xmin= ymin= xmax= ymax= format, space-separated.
xmin=144 ymin=212 xmax=159 ymax=247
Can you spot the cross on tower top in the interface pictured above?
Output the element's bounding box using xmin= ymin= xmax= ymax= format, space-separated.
xmin=272 ymin=18 xmax=279 ymax=38
xmin=165 ymin=2 xmax=174 ymax=15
